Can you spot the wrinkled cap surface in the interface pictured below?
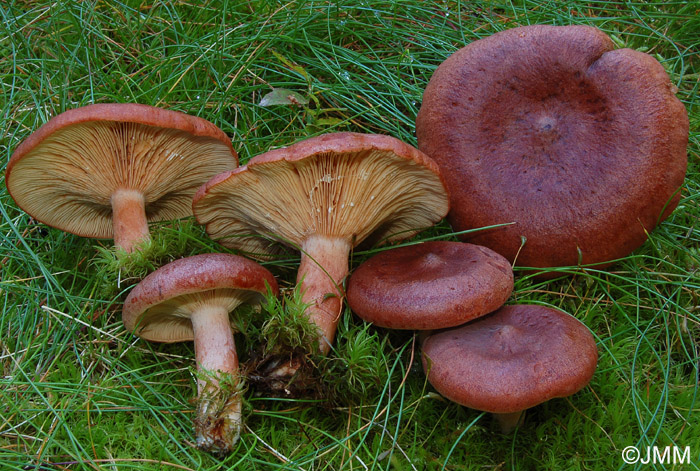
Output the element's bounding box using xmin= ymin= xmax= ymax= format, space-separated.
xmin=421 ymin=305 xmax=598 ymax=413
xmin=416 ymin=25 xmax=688 ymax=269
xmin=193 ymin=132 xmax=449 ymax=258
xmin=123 ymin=253 xmax=278 ymax=343
xmin=6 ymin=103 xmax=238 ymax=238
xmin=347 ymin=241 xmax=513 ymax=329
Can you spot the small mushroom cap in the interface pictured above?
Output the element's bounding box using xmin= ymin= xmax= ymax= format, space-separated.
xmin=123 ymin=253 xmax=278 ymax=343
xmin=6 ymin=103 xmax=238 ymax=239
xmin=416 ymin=25 xmax=688 ymax=269
xmin=346 ymin=241 xmax=513 ymax=329
xmin=193 ymin=132 xmax=449 ymax=257
xmin=421 ymin=305 xmax=598 ymax=413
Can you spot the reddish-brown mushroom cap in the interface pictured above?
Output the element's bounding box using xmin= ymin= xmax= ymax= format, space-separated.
xmin=6 ymin=103 xmax=238 ymax=247
xmin=416 ymin=25 xmax=688 ymax=270
xmin=346 ymin=241 xmax=513 ymax=330
xmin=123 ymin=253 xmax=278 ymax=342
xmin=421 ymin=305 xmax=598 ymax=414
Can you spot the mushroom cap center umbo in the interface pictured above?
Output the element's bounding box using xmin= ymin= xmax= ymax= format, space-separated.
xmin=532 ymin=114 xmax=559 ymax=144
xmin=420 ymin=251 xmax=446 ymax=267
xmin=491 ymin=324 xmax=521 ymax=352
xmin=479 ymin=72 xmax=609 ymax=170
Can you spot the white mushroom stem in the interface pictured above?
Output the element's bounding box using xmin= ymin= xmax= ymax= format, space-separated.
xmin=111 ymin=188 xmax=150 ymax=252
xmin=298 ymin=235 xmax=352 ymax=354
xmin=191 ymin=304 xmax=241 ymax=454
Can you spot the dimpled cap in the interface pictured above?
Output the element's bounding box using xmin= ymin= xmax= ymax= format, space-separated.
xmin=6 ymin=103 xmax=238 ymax=238
xmin=416 ymin=25 xmax=688 ymax=269
xmin=347 ymin=241 xmax=513 ymax=329
xmin=421 ymin=305 xmax=598 ymax=413
xmin=123 ymin=253 xmax=278 ymax=343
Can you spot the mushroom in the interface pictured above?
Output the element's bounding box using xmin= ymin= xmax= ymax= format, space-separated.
xmin=416 ymin=25 xmax=688 ymax=270
xmin=193 ymin=132 xmax=449 ymax=356
xmin=421 ymin=304 xmax=598 ymax=432
xmin=122 ymin=253 xmax=279 ymax=454
xmin=346 ymin=241 xmax=513 ymax=330
xmin=6 ymin=103 xmax=238 ymax=252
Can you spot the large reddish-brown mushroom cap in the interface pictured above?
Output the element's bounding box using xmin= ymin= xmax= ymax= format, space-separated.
xmin=416 ymin=25 xmax=688 ymax=269
xmin=6 ymin=103 xmax=238 ymax=239
xmin=347 ymin=241 xmax=513 ymax=330
xmin=421 ymin=305 xmax=598 ymax=414
xmin=123 ymin=253 xmax=278 ymax=343
xmin=192 ymin=132 xmax=449 ymax=257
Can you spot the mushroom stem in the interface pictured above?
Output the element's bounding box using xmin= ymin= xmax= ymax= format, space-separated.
xmin=111 ymin=188 xmax=150 ymax=252
xmin=191 ymin=304 xmax=241 ymax=454
xmin=298 ymin=235 xmax=352 ymax=354
xmin=494 ymin=410 xmax=525 ymax=433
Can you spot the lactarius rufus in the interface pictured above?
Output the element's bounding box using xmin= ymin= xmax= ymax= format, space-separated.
xmin=122 ymin=253 xmax=278 ymax=453
xmin=193 ymin=132 xmax=448 ymax=357
xmin=347 ymin=241 xmax=513 ymax=330
xmin=6 ymin=103 xmax=238 ymax=252
xmin=422 ymin=305 xmax=598 ymax=432
xmin=416 ymin=25 xmax=688 ymax=270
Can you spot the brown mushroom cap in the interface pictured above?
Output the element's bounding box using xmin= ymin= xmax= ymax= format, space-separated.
xmin=192 ymin=132 xmax=449 ymax=257
xmin=421 ymin=305 xmax=598 ymax=413
xmin=123 ymin=253 xmax=278 ymax=343
xmin=416 ymin=25 xmax=688 ymax=269
xmin=6 ymin=103 xmax=238 ymax=239
xmin=346 ymin=241 xmax=513 ymax=330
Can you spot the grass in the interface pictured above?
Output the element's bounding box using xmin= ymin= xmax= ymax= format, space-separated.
xmin=1 ymin=0 xmax=698 ymax=470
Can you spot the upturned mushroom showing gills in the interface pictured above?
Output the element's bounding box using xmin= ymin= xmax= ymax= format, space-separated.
xmin=6 ymin=103 xmax=238 ymax=252
xmin=421 ymin=305 xmax=598 ymax=432
xmin=416 ymin=25 xmax=688 ymax=271
xmin=122 ymin=253 xmax=278 ymax=454
xmin=193 ymin=132 xmax=449 ymax=355
xmin=347 ymin=241 xmax=513 ymax=330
